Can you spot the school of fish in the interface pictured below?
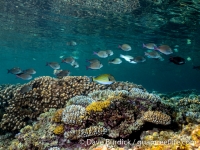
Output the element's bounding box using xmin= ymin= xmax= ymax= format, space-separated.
xmin=7 ymin=41 xmax=199 ymax=86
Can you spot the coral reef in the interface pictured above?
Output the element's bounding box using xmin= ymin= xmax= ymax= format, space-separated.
xmin=4 ymin=88 xmax=175 ymax=150
xmin=160 ymin=94 xmax=200 ymax=124
xmin=0 ymin=78 xmax=199 ymax=149
xmin=0 ymin=76 xmax=142 ymax=131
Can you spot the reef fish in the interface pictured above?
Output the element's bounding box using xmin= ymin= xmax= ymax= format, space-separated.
xmin=118 ymin=44 xmax=131 ymax=51
xmin=86 ymin=62 xmax=103 ymax=70
xmin=120 ymin=54 xmax=136 ymax=63
xmin=20 ymin=85 xmax=32 ymax=94
xmin=92 ymin=74 xmax=115 ymax=85
xmin=56 ymin=70 xmax=70 ymax=78
xmin=108 ymin=58 xmax=122 ymax=64
xmin=66 ymin=40 xmax=77 ymax=46
xmin=46 ymin=62 xmax=60 ymax=70
xmin=93 ymin=51 xmax=108 ymax=58
xmin=86 ymin=59 xmax=100 ymax=64
xmin=23 ymin=68 xmax=36 ymax=74
xmin=61 ymin=57 xmax=75 ymax=64
xmin=131 ymin=56 xmax=146 ymax=63
xmin=143 ymin=43 xmax=157 ymax=49
xmin=154 ymin=45 xmax=173 ymax=55
xmin=145 ymin=50 xmax=164 ymax=61
xmin=106 ymin=50 xmax=114 ymax=56
xmin=7 ymin=67 xmax=22 ymax=74
xmin=16 ymin=73 xmax=32 ymax=80
xmin=169 ymin=56 xmax=185 ymax=65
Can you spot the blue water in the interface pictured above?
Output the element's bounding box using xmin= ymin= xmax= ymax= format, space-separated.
xmin=0 ymin=0 xmax=200 ymax=93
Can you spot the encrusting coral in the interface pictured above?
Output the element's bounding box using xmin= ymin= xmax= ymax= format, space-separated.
xmin=86 ymin=99 xmax=111 ymax=113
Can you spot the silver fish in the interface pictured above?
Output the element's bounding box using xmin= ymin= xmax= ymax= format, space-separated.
xmin=16 ymin=73 xmax=32 ymax=80
xmin=23 ymin=68 xmax=36 ymax=74
xmin=93 ymin=51 xmax=108 ymax=58
xmin=61 ymin=57 xmax=75 ymax=64
xmin=108 ymin=58 xmax=122 ymax=64
xmin=56 ymin=70 xmax=70 ymax=78
xmin=86 ymin=59 xmax=100 ymax=64
xmin=46 ymin=62 xmax=60 ymax=70
xmin=86 ymin=62 xmax=103 ymax=70
xmin=7 ymin=67 xmax=22 ymax=74
xmin=20 ymin=85 xmax=32 ymax=94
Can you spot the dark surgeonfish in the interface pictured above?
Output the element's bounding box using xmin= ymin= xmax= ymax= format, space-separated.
xmin=56 ymin=70 xmax=70 ymax=78
xmin=169 ymin=56 xmax=185 ymax=65
xmin=131 ymin=56 xmax=146 ymax=63
xmin=7 ymin=67 xmax=22 ymax=74
xmin=108 ymin=58 xmax=122 ymax=64
xmin=20 ymin=85 xmax=33 ymax=94
xmin=61 ymin=57 xmax=75 ymax=64
xmin=16 ymin=73 xmax=32 ymax=80
xmin=46 ymin=62 xmax=60 ymax=70
xmin=23 ymin=68 xmax=36 ymax=74
xmin=86 ymin=59 xmax=100 ymax=64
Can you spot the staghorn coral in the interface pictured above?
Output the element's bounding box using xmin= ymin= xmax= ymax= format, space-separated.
xmin=0 ymin=76 xmax=142 ymax=131
xmin=142 ymin=111 xmax=171 ymax=125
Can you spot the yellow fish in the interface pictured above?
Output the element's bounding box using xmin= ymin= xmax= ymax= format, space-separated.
xmin=92 ymin=74 xmax=115 ymax=85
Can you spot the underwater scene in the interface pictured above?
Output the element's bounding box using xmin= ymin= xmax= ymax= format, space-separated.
xmin=0 ymin=0 xmax=200 ymax=149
